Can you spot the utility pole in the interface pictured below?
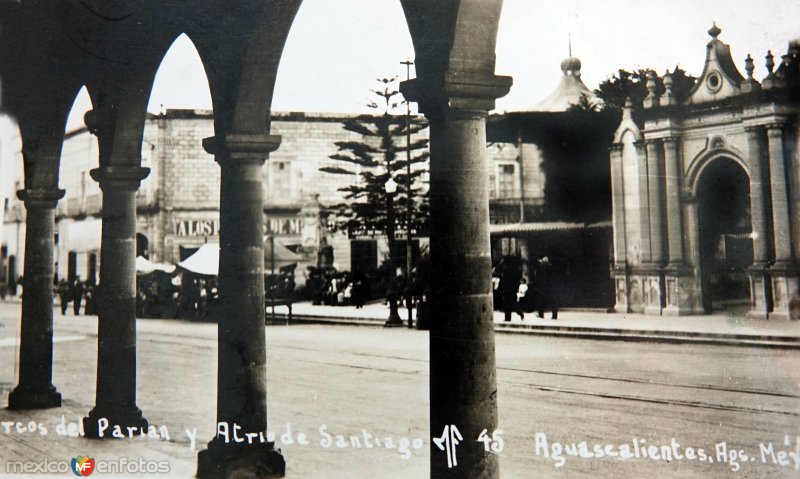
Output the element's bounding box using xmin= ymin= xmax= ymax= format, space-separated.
xmin=401 ymin=59 xmax=414 ymax=328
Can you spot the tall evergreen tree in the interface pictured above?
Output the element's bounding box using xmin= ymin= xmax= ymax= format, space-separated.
xmin=320 ymin=76 xmax=430 ymax=246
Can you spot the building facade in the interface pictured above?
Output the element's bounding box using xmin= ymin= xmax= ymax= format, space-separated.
xmin=0 ymin=109 xmax=431 ymax=288
xmin=610 ymin=25 xmax=800 ymax=319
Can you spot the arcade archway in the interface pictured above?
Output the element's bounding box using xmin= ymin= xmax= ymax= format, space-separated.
xmin=696 ymin=157 xmax=752 ymax=313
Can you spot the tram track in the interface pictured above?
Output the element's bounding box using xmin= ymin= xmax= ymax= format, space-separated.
xmin=269 ymin=344 xmax=800 ymax=417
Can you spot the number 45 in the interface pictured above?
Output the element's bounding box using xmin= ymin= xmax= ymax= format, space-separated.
xmin=477 ymin=428 xmax=504 ymax=454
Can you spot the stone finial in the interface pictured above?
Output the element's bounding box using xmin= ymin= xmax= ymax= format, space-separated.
xmin=643 ymin=71 xmax=659 ymax=109
xmin=745 ymin=54 xmax=754 ymax=79
xmin=766 ymin=50 xmax=775 ymax=76
xmin=741 ymin=53 xmax=761 ymax=94
xmin=662 ymin=70 xmax=674 ymax=106
xmin=708 ymin=22 xmax=721 ymax=39
xmin=621 ymin=97 xmax=634 ymax=121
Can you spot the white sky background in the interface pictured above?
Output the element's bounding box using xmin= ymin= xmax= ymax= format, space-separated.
xmin=9 ymin=0 xmax=800 ymax=132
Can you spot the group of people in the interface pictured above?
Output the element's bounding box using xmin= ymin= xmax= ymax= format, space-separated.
xmin=307 ymin=267 xmax=370 ymax=308
xmin=493 ymin=254 xmax=559 ymax=321
xmin=56 ymin=277 xmax=95 ymax=315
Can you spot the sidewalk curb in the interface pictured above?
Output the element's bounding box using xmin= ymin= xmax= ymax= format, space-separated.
xmin=274 ymin=314 xmax=800 ymax=349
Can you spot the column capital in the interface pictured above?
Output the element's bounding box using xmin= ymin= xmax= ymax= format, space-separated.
xmin=90 ymin=166 xmax=150 ymax=191
xmin=744 ymin=125 xmax=764 ymax=134
xmin=16 ymin=188 xmax=65 ymax=209
xmin=608 ymin=143 xmax=624 ymax=153
xmin=765 ymin=122 xmax=786 ymax=135
xmin=401 ymin=72 xmax=513 ymax=119
xmin=203 ymin=134 xmax=282 ymax=162
xmin=662 ymin=136 xmax=681 ymax=146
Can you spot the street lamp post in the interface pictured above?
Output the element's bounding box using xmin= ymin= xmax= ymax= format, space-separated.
xmin=384 ymin=176 xmax=402 ymax=326
xmin=401 ymin=59 xmax=414 ymax=329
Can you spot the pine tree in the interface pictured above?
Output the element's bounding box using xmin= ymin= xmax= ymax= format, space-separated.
xmin=320 ymin=76 xmax=430 ymax=253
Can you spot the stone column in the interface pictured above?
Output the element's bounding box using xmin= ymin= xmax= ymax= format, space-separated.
xmin=745 ymin=126 xmax=771 ymax=319
xmin=83 ymin=165 xmax=150 ymax=436
xmin=8 ymin=188 xmax=65 ymax=410
xmin=663 ymin=138 xmax=684 ymax=266
xmin=402 ymin=71 xmax=510 ymax=479
xmin=682 ymin=193 xmax=705 ymax=312
xmin=661 ymin=138 xmax=698 ymax=315
xmin=765 ymin=123 xmax=797 ymax=319
xmin=609 ymin=144 xmax=629 ymax=313
xmin=644 ymin=140 xmax=665 ymax=314
xmin=197 ymin=134 xmax=285 ymax=479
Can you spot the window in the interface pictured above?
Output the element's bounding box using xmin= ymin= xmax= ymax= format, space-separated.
xmin=497 ymin=164 xmax=516 ymax=198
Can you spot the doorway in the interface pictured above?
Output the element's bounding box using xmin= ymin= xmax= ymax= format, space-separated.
xmin=696 ymin=158 xmax=753 ymax=313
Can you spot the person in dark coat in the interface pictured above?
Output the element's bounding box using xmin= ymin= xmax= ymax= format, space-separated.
xmin=72 ymin=277 xmax=84 ymax=315
xmin=58 ymin=279 xmax=71 ymax=315
xmin=534 ymin=256 xmax=559 ymax=320
xmin=497 ymin=255 xmax=525 ymax=322
xmin=350 ymin=269 xmax=368 ymax=309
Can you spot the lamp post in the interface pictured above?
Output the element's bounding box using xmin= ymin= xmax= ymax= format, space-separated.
xmin=401 ymin=59 xmax=414 ymax=328
xmin=384 ymin=176 xmax=402 ymax=326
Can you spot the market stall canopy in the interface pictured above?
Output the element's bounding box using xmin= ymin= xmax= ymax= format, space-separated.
xmin=177 ymin=243 xmax=219 ymax=276
xmin=178 ymin=240 xmax=302 ymax=277
xmin=264 ymin=238 xmax=302 ymax=264
xmin=135 ymin=256 xmax=176 ymax=275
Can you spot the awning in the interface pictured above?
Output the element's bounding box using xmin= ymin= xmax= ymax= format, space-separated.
xmin=135 ymin=256 xmax=176 ymax=274
xmin=177 ymin=243 xmax=219 ymax=276
xmin=178 ymin=240 xmax=303 ymax=276
xmin=489 ymin=220 xmax=612 ymax=235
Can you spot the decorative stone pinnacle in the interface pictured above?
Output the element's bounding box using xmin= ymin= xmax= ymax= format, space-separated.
xmin=646 ymin=71 xmax=657 ymax=95
xmin=766 ymin=50 xmax=775 ymax=75
xmin=708 ymin=22 xmax=721 ymax=39
xmin=663 ymin=71 xmax=673 ymax=90
xmin=745 ymin=54 xmax=754 ymax=79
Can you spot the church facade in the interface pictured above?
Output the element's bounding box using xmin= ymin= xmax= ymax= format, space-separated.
xmin=610 ymin=25 xmax=800 ymax=319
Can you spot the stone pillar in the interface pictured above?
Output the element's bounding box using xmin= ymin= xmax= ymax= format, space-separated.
xmin=402 ymin=71 xmax=510 ymax=479
xmin=765 ymin=123 xmax=797 ymax=319
xmin=609 ymin=144 xmax=629 ymax=313
xmin=427 ymin=109 xmax=500 ymax=478
xmin=663 ymin=138 xmax=684 ymax=266
xmin=661 ymin=138 xmax=698 ymax=315
xmin=83 ymin=165 xmax=150 ymax=436
xmin=682 ymin=193 xmax=705 ymax=312
xmin=8 ymin=188 xmax=65 ymax=410
xmin=745 ymin=126 xmax=771 ymax=319
xmin=197 ymin=134 xmax=285 ymax=479
xmin=644 ymin=140 xmax=665 ymax=314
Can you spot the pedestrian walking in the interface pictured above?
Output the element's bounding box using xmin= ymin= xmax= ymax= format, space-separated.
xmin=57 ymin=279 xmax=71 ymax=315
xmin=534 ymin=256 xmax=559 ymax=320
xmin=496 ymin=255 xmax=525 ymax=322
xmin=72 ymin=277 xmax=84 ymax=315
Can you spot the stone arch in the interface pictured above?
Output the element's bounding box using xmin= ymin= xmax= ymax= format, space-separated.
xmin=686 ymin=147 xmax=749 ymax=198
xmin=693 ymin=155 xmax=753 ymax=313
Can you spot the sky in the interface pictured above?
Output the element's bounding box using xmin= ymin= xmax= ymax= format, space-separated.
xmin=5 ymin=0 xmax=800 ymax=132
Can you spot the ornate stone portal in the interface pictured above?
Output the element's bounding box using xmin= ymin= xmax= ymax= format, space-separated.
xmin=609 ymin=24 xmax=799 ymax=319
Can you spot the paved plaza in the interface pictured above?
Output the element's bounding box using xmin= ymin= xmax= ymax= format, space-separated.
xmin=0 ymin=302 xmax=798 ymax=478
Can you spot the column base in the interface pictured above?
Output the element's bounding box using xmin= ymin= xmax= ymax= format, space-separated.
xmin=747 ymin=268 xmax=770 ymax=320
xmin=8 ymin=384 xmax=61 ymax=410
xmin=662 ymin=271 xmax=703 ymax=316
xmin=611 ymin=273 xmax=629 ymax=313
xmin=83 ymin=404 xmax=148 ymax=438
xmin=197 ymin=439 xmax=285 ymax=479
xmin=643 ymin=275 xmax=663 ymax=315
xmin=769 ymin=272 xmax=799 ymax=321
xmin=626 ymin=275 xmax=646 ymax=313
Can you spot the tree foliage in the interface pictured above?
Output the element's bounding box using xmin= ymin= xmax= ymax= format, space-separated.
xmin=594 ymin=66 xmax=697 ymax=113
xmin=321 ymin=76 xmax=430 ymax=239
